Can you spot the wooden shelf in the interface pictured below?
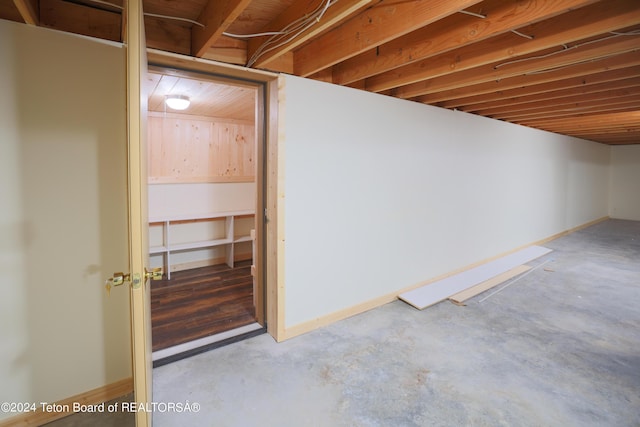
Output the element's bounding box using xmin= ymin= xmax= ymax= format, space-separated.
xmin=148 ymin=209 xmax=254 ymax=224
xmin=149 ymin=210 xmax=254 ymax=279
xmin=171 ymin=238 xmax=234 ymax=252
xmin=149 ymin=245 xmax=167 ymax=254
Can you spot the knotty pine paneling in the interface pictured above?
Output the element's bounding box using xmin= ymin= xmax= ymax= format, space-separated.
xmin=148 ymin=112 xmax=256 ymax=183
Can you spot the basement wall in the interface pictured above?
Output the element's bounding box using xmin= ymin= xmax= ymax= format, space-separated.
xmin=609 ymin=145 xmax=640 ymax=220
xmin=0 ymin=20 xmax=130 ymax=420
xmin=280 ymin=74 xmax=610 ymax=333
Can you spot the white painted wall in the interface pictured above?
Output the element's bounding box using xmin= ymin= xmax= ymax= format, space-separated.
xmin=609 ymin=145 xmax=640 ymax=220
xmin=0 ymin=21 xmax=130 ymax=419
xmin=0 ymin=16 xmax=28 ymax=413
xmin=148 ymin=183 xmax=255 ymax=218
xmin=281 ymin=75 xmax=610 ymax=329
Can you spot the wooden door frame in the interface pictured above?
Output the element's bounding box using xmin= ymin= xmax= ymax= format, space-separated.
xmin=126 ymin=1 xmax=152 ymax=426
xmin=146 ymin=50 xmax=283 ymax=340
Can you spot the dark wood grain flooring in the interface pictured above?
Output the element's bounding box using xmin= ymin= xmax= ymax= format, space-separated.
xmin=151 ymin=260 xmax=256 ymax=352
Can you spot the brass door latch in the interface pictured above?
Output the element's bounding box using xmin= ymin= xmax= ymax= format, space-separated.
xmin=105 ymin=267 xmax=163 ymax=295
xmin=145 ymin=267 xmax=163 ymax=281
xmin=110 ymin=272 xmax=130 ymax=286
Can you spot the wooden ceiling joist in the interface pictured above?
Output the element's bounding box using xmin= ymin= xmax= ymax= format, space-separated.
xmin=201 ymin=35 xmax=248 ymax=64
xmin=364 ymin=0 xmax=640 ymax=93
xmin=494 ymin=98 xmax=640 ymax=121
xmin=440 ymin=68 xmax=640 ymax=112
xmin=415 ymin=50 xmax=640 ymax=105
xmin=519 ymin=110 xmax=640 ymax=144
xmin=292 ymin=0 xmax=482 ymax=78
xmin=520 ymin=111 xmax=640 ymax=129
xmin=40 ymin=0 xmax=122 ymax=42
xmin=565 ymin=130 xmax=640 ymax=145
xmin=442 ymin=67 xmax=640 ymax=110
xmin=247 ymin=0 xmax=374 ymax=69
xmin=571 ymin=127 xmax=640 ymax=137
xmin=4 ymin=0 xmax=636 ymax=145
xmin=13 ymin=0 xmax=38 ymax=25
xmin=145 ymin=16 xmax=191 ymax=55
xmin=335 ymin=0 xmax=601 ymax=87
xmin=191 ymin=0 xmax=253 ymax=58
xmin=400 ymin=36 xmax=640 ymax=100
xmin=471 ymin=80 xmax=640 ymax=116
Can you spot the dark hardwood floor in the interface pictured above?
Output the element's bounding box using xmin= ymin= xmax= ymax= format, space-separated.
xmin=151 ymin=260 xmax=256 ymax=352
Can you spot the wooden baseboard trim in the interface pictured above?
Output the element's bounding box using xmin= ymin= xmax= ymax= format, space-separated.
xmin=534 ymin=216 xmax=610 ymax=246
xmin=0 ymin=378 xmax=133 ymax=427
xmin=170 ymin=252 xmax=253 ymax=272
xmin=281 ymin=292 xmax=399 ymax=341
xmin=279 ymin=216 xmax=610 ymax=341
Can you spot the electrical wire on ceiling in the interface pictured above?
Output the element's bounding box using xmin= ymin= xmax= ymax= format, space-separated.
xmin=459 ymin=9 xmax=536 ymax=41
xmin=223 ymin=31 xmax=288 ymax=38
xmin=524 ymin=51 xmax=632 ymax=76
xmin=494 ymin=29 xmax=640 ymax=70
xmin=511 ymin=30 xmax=533 ymax=40
xmin=459 ymin=10 xmax=536 ymax=44
xmin=610 ymin=30 xmax=640 ymax=36
xmin=82 ymin=0 xmax=122 ymax=11
xmin=245 ymin=0 xmax=336 ymax=67
xmin=458 ymin=9 xmax=486 ymax=19
xmin=83 ymin=0 xmax=334 ymax=67
xmin=145 ymin=12 xmax=204 ymax=27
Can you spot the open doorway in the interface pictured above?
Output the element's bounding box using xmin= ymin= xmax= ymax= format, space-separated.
xmin=145 ymin=68 xmax=266 ymax=365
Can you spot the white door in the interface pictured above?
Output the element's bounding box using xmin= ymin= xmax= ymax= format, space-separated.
xmin=0 ymin=9 xmax=153 ymax=427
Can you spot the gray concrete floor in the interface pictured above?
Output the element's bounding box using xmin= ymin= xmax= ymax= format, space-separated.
xmin=153 ymin=219 xmax=639 ymax=427
xmin=43 ymin=394 xmax=135 ymax=427
xmin=50 ymin=219 xmax=640 ymax=426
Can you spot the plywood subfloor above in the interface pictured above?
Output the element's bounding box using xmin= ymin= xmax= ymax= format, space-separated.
xmin=399 ymin=246 xmax=552 ymax=310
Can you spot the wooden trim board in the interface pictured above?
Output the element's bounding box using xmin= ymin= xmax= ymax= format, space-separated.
xmin=398 ymin=245 xmax=552 ymax=310
xmin=449 ymin=264 xmax=532 ymax=304
xmin=279 ymin=217 xmax=608 ymax=340
xmin=270 ymin=75 xmax=287 ymax=341
xmin=0 ymin=378 xmax=133 ymax=427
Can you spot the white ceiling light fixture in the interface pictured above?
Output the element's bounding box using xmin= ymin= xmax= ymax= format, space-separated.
xmin=165 ymin=94 xmax=190 ymax=110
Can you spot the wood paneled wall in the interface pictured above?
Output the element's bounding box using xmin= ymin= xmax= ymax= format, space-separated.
xmin=148 ymin=112 xmax=256 ymax=183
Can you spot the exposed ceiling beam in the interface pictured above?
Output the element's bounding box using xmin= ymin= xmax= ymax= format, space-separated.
xmin=191 ymin=0 xmax=253 ymax=58
xmin=438 ymin=67 xmax=640 ymax=109
xmin=571 ymin=126 xmax=640 ymax=136
xmin=520 ymin=110 xmax=640 ymax=144
xmin=5 ymin=0 xmax=633 ymax=145
xmin=589 ymin=137 xmax=640 ymax=145
xmin=561 ymin=128 xmax=640 ymax=144
xmin=395 ymin=35 xmax=640 ymax=99
xmin=333 ymin=0 xmax=599 ymax=86
xmin=247 ymin=0 xmax=374 ymax=69
xmin=40 ymin=0 xmax=121 ymax=42
xmin=520 ymin=111 xmax=640 ymax=128
xmin=292 ymin=0 xmax=482 ymax=77
xmin=13 ymin=0 xmax=38 ymax=25
xmin=519 ymin=111 xmax=640 ymax=137
xmin=145 ymin=16 xmax=191 ymax=55
xmin=201 ymin=36 xmax=248 ymax=65
xmin=415 ymin=51 xmax=640 ymax=104
xmin=365 ymin=0 xmax=640 ymax=93
xmin=492 ymin=95 xmax=640 ymax=121
xmin=468 ymin=79 xmax=640 ymax=116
